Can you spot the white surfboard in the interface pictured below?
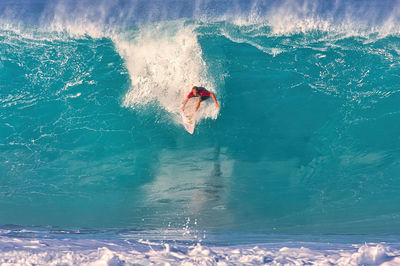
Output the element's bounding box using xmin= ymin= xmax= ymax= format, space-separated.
xmin=181 ymin=112 xmax=196 ymax=134
xmin=181 ymin=97 xmax=197 ymax=134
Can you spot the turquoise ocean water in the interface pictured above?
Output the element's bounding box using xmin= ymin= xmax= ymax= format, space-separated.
xmin=1 ymin=0 xmax=400 ymax=264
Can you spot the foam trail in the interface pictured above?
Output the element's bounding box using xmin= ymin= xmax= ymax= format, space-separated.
xmin=116 ymin=22 xmax=219 ymax=121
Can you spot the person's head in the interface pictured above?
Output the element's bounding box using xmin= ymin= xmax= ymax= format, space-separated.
xmin=192 ymin=86 xmax=198 ymax=96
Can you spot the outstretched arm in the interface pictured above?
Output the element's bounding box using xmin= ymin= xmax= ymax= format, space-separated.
xmin=182 ymin=97 xmax=189 ymax=111
xmin=210 ymin=93 xmax=220 ymax=108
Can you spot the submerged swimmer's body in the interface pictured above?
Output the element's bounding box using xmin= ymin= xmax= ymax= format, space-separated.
xmin=182 ymin=86 xmax=219 ymax=118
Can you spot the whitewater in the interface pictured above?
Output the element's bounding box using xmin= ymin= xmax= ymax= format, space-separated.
xmin=1 ymin=0 xmax=400 ymax=264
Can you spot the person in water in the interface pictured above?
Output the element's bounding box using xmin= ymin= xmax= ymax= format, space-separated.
xmin=182 ymin=86 xmax=219 ymax=117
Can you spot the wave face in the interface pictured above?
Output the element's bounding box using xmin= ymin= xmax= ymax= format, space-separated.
xmin=1 ymin=0 xmax=400 ymax=245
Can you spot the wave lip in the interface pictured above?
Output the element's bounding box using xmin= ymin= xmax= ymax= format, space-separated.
xmin=4 ymin=0 xmax=400 ymax=35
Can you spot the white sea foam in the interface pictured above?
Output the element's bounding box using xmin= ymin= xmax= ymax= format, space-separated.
xmin=114 ymin=22 xmax=219 ymax=121
xmin=0 ymin=234 xmax=399 ymax=265
xmin=222 ymin=0 xmax=400 ymax=38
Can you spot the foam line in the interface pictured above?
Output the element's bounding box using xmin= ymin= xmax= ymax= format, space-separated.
xmin=0 ymin=235 xmax=399 ymax=265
